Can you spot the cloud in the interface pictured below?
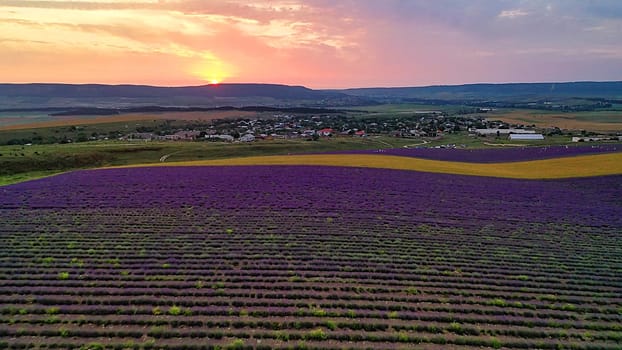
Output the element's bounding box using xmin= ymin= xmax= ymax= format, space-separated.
xmin=1 ymin=0 xmax=621 ymax=87
xmin=498 ymin=9 xmax=529 ymax=19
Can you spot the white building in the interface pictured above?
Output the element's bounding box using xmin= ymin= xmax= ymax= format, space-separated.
xmin=240 ymin=134 xmax=256 ymax=142
xmin=572 ymin=136 xmax=622 ymax=142
xmin=508 ymin=134 xmax=544 ymax=141
xmin=474 ymin=128 xmax=536 ymax=136
xmin=206 ymin=134 xmax=234 ymax=142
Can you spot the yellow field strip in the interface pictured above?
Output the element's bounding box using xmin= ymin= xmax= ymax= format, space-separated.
xmin=113 ymin=152 xmax=622 ymax=179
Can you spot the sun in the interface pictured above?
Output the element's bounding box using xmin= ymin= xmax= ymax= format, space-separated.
xmin=189 ymin=56 xmax=234 ymax=86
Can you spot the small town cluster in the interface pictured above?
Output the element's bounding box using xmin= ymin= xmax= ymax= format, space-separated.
xmin=124 ymin=112 xmax=578 ymax=143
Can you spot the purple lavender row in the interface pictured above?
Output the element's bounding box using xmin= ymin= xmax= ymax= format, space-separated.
xmin=1 ymin=166 xmax=620 ymax=228
xmin=323 ymin=144 xmax=622 ymax=163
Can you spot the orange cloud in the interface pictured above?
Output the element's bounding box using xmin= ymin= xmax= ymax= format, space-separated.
xmin=2 ymin=1 xmax=620 ymax=87
xmin=0 ymin=0 xmax=369 ymax=86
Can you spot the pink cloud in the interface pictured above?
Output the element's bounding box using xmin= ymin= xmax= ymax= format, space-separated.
xmin=1 ymin=1 xmax=621 ymax=87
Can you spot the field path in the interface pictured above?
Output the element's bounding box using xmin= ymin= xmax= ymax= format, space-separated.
xmin=372 ymin=136 xmax=394 ymax=147
xmin=403 ymin=139 xmax=429 ymax=148
xmin=159 ymin=151 xmax=183 ymax=162
xmin=484 ymin=142 xmax=528 ymax=147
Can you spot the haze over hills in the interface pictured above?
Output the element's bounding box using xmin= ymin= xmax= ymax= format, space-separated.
xmin=338 ymin=81 xmax=622 ymax=101
xmin=1 ymin=81 xmax=621 ymax=111
xmin=0 ymin=83 xmax=338 ymax=99
xmin=0 ymin=83 xmax=366 ymax=109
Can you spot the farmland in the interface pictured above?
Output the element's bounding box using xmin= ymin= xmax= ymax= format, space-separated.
xmin=0 ymin=111 xmax=259 ymax=131
xmin=1 ymin=147 xmax=621 ymax=349
xmin=484 ymin=110 xmax=622 ymax=132
xmin=0 ymin=137 xmax=422 ymax=186
xmin=139 ymin=152 xmax=622 ymax=179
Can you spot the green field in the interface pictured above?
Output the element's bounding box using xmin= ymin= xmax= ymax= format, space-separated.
xmin=345 ymin=103 xmax=473 ymax=118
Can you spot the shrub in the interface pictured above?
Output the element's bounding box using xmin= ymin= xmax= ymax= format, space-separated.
xmin=405 ymin=286 xmax=420 ymax=295
xmin=397 ymin=331 xmax=409 ymax=342
xmin=490 ymin=298 xmax=507 ymax=307
xmin=58 ymin=327 xmax=69 ymax=337
xmin=44 ymin=316 xmax=60 ymax=324
xmin=41 ymin=257 xmax=55 ymax=265
xmin=538 ymin=294 xmax=558 ymax=302
xmin=448 ymin=322 xmax=463 ymax=334
xmin=168 ymin=305 xmax=181 ymax=316
xmin=225 ymin=339 xmax=244 ymax=350
xmin=305 ymin=328 xmax=327 ymax=341
xmin=311 ymin=308 xmax=326 ymax=317
xmin=275 ymin=331 xmax=289 ymax=341
xmin=58 ymin=272 xmax=69 ymax=280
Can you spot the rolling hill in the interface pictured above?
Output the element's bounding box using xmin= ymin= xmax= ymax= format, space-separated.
xmin=0 ymin=83 xmax=367 ymax=109
xmin=2 ymin=81 xmax=622 ymax=110
xmin=337 ymin=81 xmax=622 ymax=101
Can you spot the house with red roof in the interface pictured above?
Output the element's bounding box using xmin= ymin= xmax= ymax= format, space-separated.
xmin=318 ymin=128 xmax=335 ymax=137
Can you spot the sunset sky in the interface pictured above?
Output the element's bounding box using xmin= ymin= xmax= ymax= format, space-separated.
xmin=1 ymin=0 xmax=621 ymax=88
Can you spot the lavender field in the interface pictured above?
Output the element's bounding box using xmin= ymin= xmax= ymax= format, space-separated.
xmin=332 ymin=144 xmax=622 ymax=163
xmin=1 ymin=165 xmax=621 ymax=350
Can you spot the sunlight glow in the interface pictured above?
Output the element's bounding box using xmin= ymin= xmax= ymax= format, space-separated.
xmin=190 ymin=58 xmax=233 ymax=85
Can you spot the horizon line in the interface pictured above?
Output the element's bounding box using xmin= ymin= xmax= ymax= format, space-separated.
xmin=1 ymin=80 xmax=622 ymax=90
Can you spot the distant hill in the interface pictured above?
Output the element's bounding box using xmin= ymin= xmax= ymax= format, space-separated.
xmin=0 ymin=83 xmax=337 ymax=99
xmin=337 ymin=81 xmax=622 ymax=101
xmin=2 ymin=81 xmax=622 ymax=110
xmin=0 ymin=83 xmax=369 ymax=109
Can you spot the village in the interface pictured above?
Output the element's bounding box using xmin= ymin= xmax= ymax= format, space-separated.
xmin=123 ymin=112 xmax=576 ymax=143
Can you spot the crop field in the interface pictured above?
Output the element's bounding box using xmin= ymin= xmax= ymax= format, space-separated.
xmin=344 ymin=104 xmax=470 ymax=119
xmin=0 ymin=137 xmax=420 ymax=186
xmin=1 ymin=149 xmax=621 ymax=350
xmin=0 ymin=111 xmax=258 ymax=131
xmin=331 ymin=144 xmax=622 ymax=163
xmin=486 ymin=110 xmax=622 ymax=131
xmin=132 ymin=152 xmax=622 ymax=179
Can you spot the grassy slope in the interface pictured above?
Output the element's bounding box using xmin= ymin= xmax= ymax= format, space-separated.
xmin=0 ymin=137 xmax=416 ymax=185
xmin=2 ymin=134 xmax=615 ymax=186
xmin=0 ymin=111 xmax=258 ymax=130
